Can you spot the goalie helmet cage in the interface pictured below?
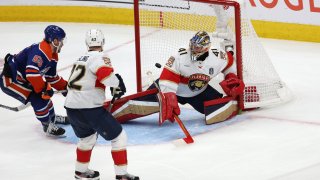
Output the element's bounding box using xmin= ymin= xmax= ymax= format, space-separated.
xmin=133 ymin=0 xmax=292 ymax=109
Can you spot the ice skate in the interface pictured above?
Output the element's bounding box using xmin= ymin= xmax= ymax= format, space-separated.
xmin=115 ymin=173 xmax=139 ymax=180
xmin=54 ymin=115 xmax=70 ymax=125
xmin=42 ymin=121 xmax=65 ymax=137
xmin=75 ymin=169 xmax=100 ymax=180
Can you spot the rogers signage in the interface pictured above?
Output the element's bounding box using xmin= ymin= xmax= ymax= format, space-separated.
xmin=0 ymin=0 xmax=319 ymax=25
xmin=249 ymin=0 xmax=319 ymax=12
xmin=247 ymin=0 xmax=320 ymax=25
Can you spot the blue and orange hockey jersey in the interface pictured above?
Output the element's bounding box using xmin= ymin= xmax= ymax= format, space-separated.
xmin=8 ymin=40 xmax=67 ymax=94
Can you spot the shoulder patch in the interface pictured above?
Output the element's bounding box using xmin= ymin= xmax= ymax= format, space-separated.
xmin=220 ymin=51 xmax=227 ymax=60
xmin=103 ymin=57 xmax=112 ymax=66
xmin=165 ymin=56 xmax=175 ymax=68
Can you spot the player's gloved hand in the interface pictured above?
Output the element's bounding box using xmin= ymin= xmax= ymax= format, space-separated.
xmin=110 ymin=73 xmax=126 ymax=98
xmin=61 ymin=84 xmax=68 ymax=97
xmin=159 ymin=92 xmax=180 ymax=124
xmin=219 ymin=73 xmax=244 ymax=98
xmin=62 ymin=90 xmax=68 ymax=97
xmin=2 ymin=53 xmax=14 ymax=77
xmin=41 ymin=82 xmax=54 ymax=100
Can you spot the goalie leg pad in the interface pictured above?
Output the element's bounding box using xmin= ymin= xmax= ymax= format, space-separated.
xmin=204 ymin=97 xmax=238 ymax=125
xmin=105 ymin=88 xmax=160 ymax=123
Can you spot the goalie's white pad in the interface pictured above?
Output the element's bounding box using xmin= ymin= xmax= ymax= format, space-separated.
xmin=204 ymin=96 xmax=238 ymax=125
xmin=104 ymin=89 xmax=160 ymax=123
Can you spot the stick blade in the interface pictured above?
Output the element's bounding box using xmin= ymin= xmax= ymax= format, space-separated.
xmin=183 ymin=137 xmax=194 ymax=144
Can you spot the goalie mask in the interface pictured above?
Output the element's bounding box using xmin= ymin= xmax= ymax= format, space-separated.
xmin=85 ymin=29 xmax=105 ymax=49
xmin=189 ymin=31 xmax=211 ymax=61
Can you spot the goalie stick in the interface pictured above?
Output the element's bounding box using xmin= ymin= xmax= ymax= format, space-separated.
xmin=0 ymin=90 xmax=67 ymax=112
xmin=150 ymin=63 xmax=194 ymax=144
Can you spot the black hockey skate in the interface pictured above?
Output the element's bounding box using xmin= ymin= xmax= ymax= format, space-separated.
xmin=54 ymin=115 xmax=70 ymax=125
xmin=116 ymin=173 xmax=139 ymax=180
xmin=75 ymin=169 xmax=100 ymax=180
xmin=42 ymin=121 xmax=65 ymax=136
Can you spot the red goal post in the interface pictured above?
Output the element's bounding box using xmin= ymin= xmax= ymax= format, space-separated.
xmin=134 ymin=0 xmax=292 ymax=109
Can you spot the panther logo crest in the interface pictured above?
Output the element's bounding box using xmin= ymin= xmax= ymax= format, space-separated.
xmin=188 ymin=73 xmax=210 ymax=91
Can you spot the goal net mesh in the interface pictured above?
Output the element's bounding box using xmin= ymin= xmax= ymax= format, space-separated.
xmin=135 ymin=0 xmax=292 ymax=109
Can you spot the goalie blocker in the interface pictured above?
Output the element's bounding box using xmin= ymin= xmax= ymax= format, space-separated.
xmin=104 ymin=88 xmax=239 ymax=125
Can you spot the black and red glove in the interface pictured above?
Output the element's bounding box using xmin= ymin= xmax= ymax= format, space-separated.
xmin=219 ymin=73 xmax=244 ymax=98
xmin=110 ymin=73 xmax=126 ymax=99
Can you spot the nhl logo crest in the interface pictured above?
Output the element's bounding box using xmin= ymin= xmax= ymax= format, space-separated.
xmin=188 ymin=73 xmax=210 ymax=91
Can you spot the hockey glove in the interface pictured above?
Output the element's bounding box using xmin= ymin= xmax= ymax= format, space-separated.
xmin=110 ymin=73 xmax=126 ymax=98
xmin=219 ymin=73 xmax=244 ymax=98
xmin=41 ymin=82 xmax=54 ymax=100
xmin=159 ymin=92 xmax=180 ymax=124
xmin=62 ymin=90 xmax=68 ymax=97
xmin=2 ymin=53 xmax=14 ymax=78
xmin=61 ymin=84 xmax=68 ymax=97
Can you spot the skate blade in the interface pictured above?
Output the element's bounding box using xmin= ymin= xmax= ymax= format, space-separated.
xmin=75 ymin=176 xmax=100 ymax=180
xmin=45 ymin=134 xmax=66 ymax=139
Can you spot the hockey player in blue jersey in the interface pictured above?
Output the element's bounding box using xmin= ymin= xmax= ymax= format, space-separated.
xmin=0 ymin=25 xmax=69 ymax=136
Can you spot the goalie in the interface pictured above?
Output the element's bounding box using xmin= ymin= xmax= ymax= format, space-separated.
xmin=106 ymin=31 xmax=244 ymax=125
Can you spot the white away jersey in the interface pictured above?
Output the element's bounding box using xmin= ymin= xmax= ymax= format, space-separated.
xmin=64 ymin=51 xmax=119 ymax=109
xmin=159 ymin=46 xmax=236 ymax=97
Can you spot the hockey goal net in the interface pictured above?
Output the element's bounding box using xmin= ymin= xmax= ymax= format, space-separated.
xmin=134 ymin=0 xmax=292 ymax=109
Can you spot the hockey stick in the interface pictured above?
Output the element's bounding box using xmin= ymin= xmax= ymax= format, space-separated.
xmin=0 ymin=102 xmax=31 ymax=112
xmin=149 ymin=63 xmax=194 ymax=144
xmin=0 ymin=90 xmax=67 ymax=112
xmin=107 ymin=95 xmax=117 ymax=112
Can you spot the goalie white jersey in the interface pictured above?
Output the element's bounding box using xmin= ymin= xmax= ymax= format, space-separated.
xmin=159 ymin=46 xmax=236 ymax=97
xmin=64 ymin=51 xmax=119 ymax=109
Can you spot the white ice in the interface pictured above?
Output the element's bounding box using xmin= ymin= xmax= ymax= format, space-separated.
xmin=0 ymin=22 xmax=320 ymax=180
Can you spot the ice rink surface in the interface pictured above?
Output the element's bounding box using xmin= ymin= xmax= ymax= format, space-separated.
xmin=0 ymin=22 xmax=320 ymax=180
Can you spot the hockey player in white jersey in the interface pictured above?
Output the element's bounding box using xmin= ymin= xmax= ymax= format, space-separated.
xmin=158 ymin=31 xmax=244 ymax=124
xmin=64 ymin=29 xmax=139 ymax=180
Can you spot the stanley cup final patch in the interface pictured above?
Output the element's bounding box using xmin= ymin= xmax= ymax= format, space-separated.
xmin=209 ymin=68 xmax=214 ymax=75
xmin=188 ymin=73 xmax=210 ymax=91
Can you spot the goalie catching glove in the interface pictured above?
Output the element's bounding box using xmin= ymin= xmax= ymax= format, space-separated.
xmin=110 ymin=73 xmax=126 ymax=98
xmin=158 ymin=92 xmax=180 ymax=124
xmin=219 ymin=73 xmax=244 ymax=98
